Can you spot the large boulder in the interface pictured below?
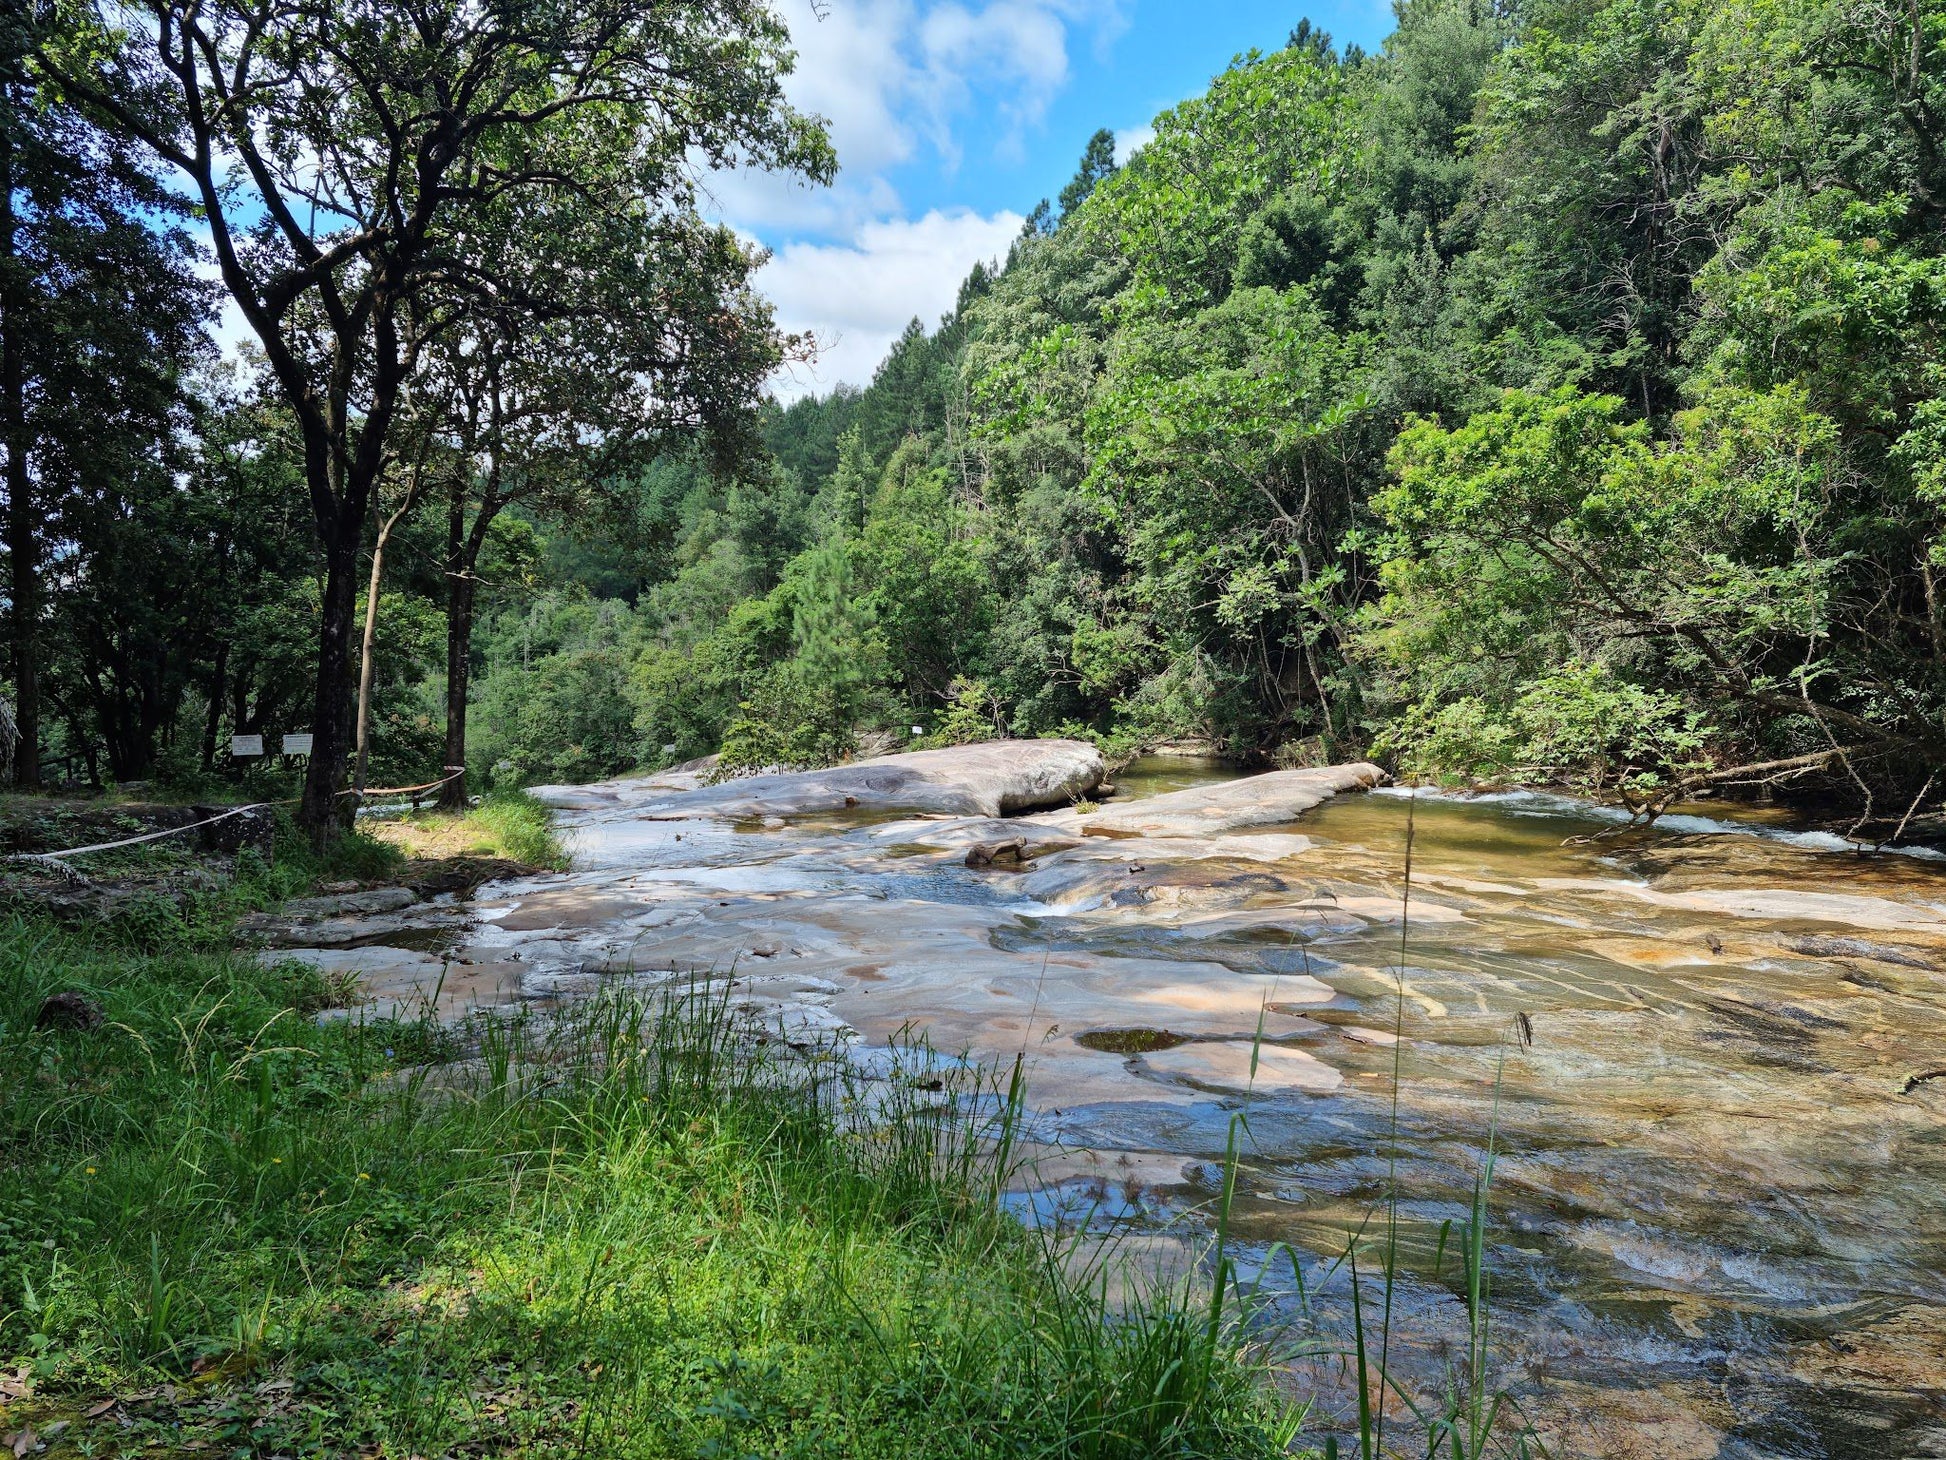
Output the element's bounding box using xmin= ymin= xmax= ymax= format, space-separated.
xmin=537 ymin=739 xmax=1107 ymax=821
xmin=1046 ymin=762 xmax=1387 ymax=839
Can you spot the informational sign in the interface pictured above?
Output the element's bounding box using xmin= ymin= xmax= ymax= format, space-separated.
xmin=231 ymin=735 xmax=264 ymax=757
xmin=911 ymin=725 xmax=925 ymax=737
xmin=281 ymin=733 xmax=314 ymax=756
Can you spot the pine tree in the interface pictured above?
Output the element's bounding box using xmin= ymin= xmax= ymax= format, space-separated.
xmin=1057 ymin=128 xmax=1119 ymax=220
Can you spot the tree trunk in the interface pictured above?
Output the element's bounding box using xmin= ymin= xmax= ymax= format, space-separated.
xmin=440 ymin=570 xmax=476 ymax=812
xmin=438 ymin=465 xmax=507 ymax=814
xmin=353 ymin=533 xmax=385 ymax=794
xmin=0 ymin=118 xmax=39 ymax=791
xmin=353 ymin=506 xmax=411 ymax=794
xmin=202 ymin=636 xmax=229 ymax=772
xmin=296 ymin=291 xmax=403 ymax=844
xmin=438 ymin=482 xmax=476 ymax=811
xmin=298 ymin=506 xmax=363 ymax=843
xmin=354 ymin=446 xmax=430 ymax=796
xmin=1 ymin=412 xmax=35 ymax=793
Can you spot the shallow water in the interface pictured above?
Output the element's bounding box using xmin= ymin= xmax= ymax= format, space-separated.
xmin=1105 ymin=753 xmax=1237 ymax=801
xmin=497 ymin=762 xmax=1946 ymax=1456
xmin=1195 ymin=792 xmax=1946 ymax=1456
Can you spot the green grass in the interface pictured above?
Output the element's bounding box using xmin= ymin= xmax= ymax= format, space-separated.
xmin=0 ymin=912 xmax=1303 ymax=1458
xmin=371 ymin=789 xmax=570 ymax=870
xmin=464 ymin=789 xmax=569 ymax=868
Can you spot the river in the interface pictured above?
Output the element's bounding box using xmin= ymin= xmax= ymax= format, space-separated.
xmin=358 ymin=753 xmax=1946 ymax=1456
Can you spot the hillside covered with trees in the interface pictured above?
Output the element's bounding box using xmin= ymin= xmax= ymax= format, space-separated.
xmin=10 ymin=0 xmax=1946 ymax=842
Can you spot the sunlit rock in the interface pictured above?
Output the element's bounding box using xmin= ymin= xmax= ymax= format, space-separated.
xmin=532 ymin=737 xmax=1106 ymax=820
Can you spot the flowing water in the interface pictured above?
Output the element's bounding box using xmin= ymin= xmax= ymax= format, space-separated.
xmin=1180 ymin=785 xmax=1946 ymax=1457
xmin=433 ymin=759 xmax=1946 ymax=1455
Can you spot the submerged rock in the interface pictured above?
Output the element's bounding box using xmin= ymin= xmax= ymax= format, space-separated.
xmin=1136 ymin=1039 xmax=1344 ymax=1095
xmin=1782 ymin=933 xmax=1938 ymax=969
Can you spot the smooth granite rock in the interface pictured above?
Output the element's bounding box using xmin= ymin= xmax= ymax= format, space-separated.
xmin=1041 ymin=762 xmax=1386 ymax=839
xmin=533 ymin=738 xmax=1106 ymax=821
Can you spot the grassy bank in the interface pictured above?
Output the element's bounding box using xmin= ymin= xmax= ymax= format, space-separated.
xmin=367 ymin=789 xmax=570 ymax=870
xmin=0 ymin=896 xmax=1302 ymax=1458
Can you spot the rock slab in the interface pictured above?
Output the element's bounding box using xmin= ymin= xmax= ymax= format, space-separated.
xmin=536 ymin=739 xmax=1107 ymax=821
xmin=1047 ymin=762 xmax=1387 ymax=839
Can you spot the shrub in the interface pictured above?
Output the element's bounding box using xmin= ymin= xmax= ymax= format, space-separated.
xmin=711 ymin=663 xmax=858 ymax=778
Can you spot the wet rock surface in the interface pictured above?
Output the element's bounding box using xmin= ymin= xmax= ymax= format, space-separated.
xmin=291 ymin=749 xmax=1946 ymax=1454
xmin=1045 ymin=760 xmax=1386 ymax=838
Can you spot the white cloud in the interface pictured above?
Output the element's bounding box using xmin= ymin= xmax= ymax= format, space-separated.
xmin=774 ymin=0 xmax=922 ymax=177
xmin=758 ymin=208 xmax=1023 ymax=400
xmin=1113 ymin=123 xmax=1154 ymax=164
xmin=754 ymin=0 xmax=1124 ymax=185
xmin=917 ymin=2 xmax=1071 ymax=160
xmin=703 ymin=1 xmax=1126 ymax=392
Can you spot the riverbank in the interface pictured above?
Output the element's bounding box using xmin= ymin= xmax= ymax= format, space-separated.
xmin=0 ymin=804 xmax=1302 ymax=1459
xmin=17 ymin=745 xmax=1946 ymax=1454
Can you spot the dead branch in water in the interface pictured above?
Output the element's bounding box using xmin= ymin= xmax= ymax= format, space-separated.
xmin=1563 ymin=745 xmax=1890 ymax=844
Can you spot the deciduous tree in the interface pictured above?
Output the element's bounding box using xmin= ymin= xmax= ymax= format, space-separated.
xmin=39 ymin=0 xmax=829 ymax=837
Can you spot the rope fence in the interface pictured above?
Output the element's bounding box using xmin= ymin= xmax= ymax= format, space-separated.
xmin=4 ymin=768 xmax=467 ymax=878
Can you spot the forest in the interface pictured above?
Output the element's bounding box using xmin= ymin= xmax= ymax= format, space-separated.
xmin=7 ymin=2 xmax=1946 ymax=1454
xmin=7 ymin=0 xmax=1946 ymax=843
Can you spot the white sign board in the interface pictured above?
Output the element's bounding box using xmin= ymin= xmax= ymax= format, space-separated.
xmin=281 ymin=733 xmax=314 ymax=756
xmin=911 ymin=725 xmax=925 ymax=737
xmin=231 ymin=735 xmax=264 ymax=757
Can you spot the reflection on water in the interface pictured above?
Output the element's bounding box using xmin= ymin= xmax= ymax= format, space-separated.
xmin=1105 ymin=753 xmax=1238 ymax=802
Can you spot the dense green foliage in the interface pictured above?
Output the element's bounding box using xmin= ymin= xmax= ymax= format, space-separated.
xmin=487 ymin=0 xmax=1940 ymax=834
xmin=10 ymin=0 xmax=1946 ymax=838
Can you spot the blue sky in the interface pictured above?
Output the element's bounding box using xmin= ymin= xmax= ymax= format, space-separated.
xmin=730 ymin=0 xmax=1397 ymax=397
